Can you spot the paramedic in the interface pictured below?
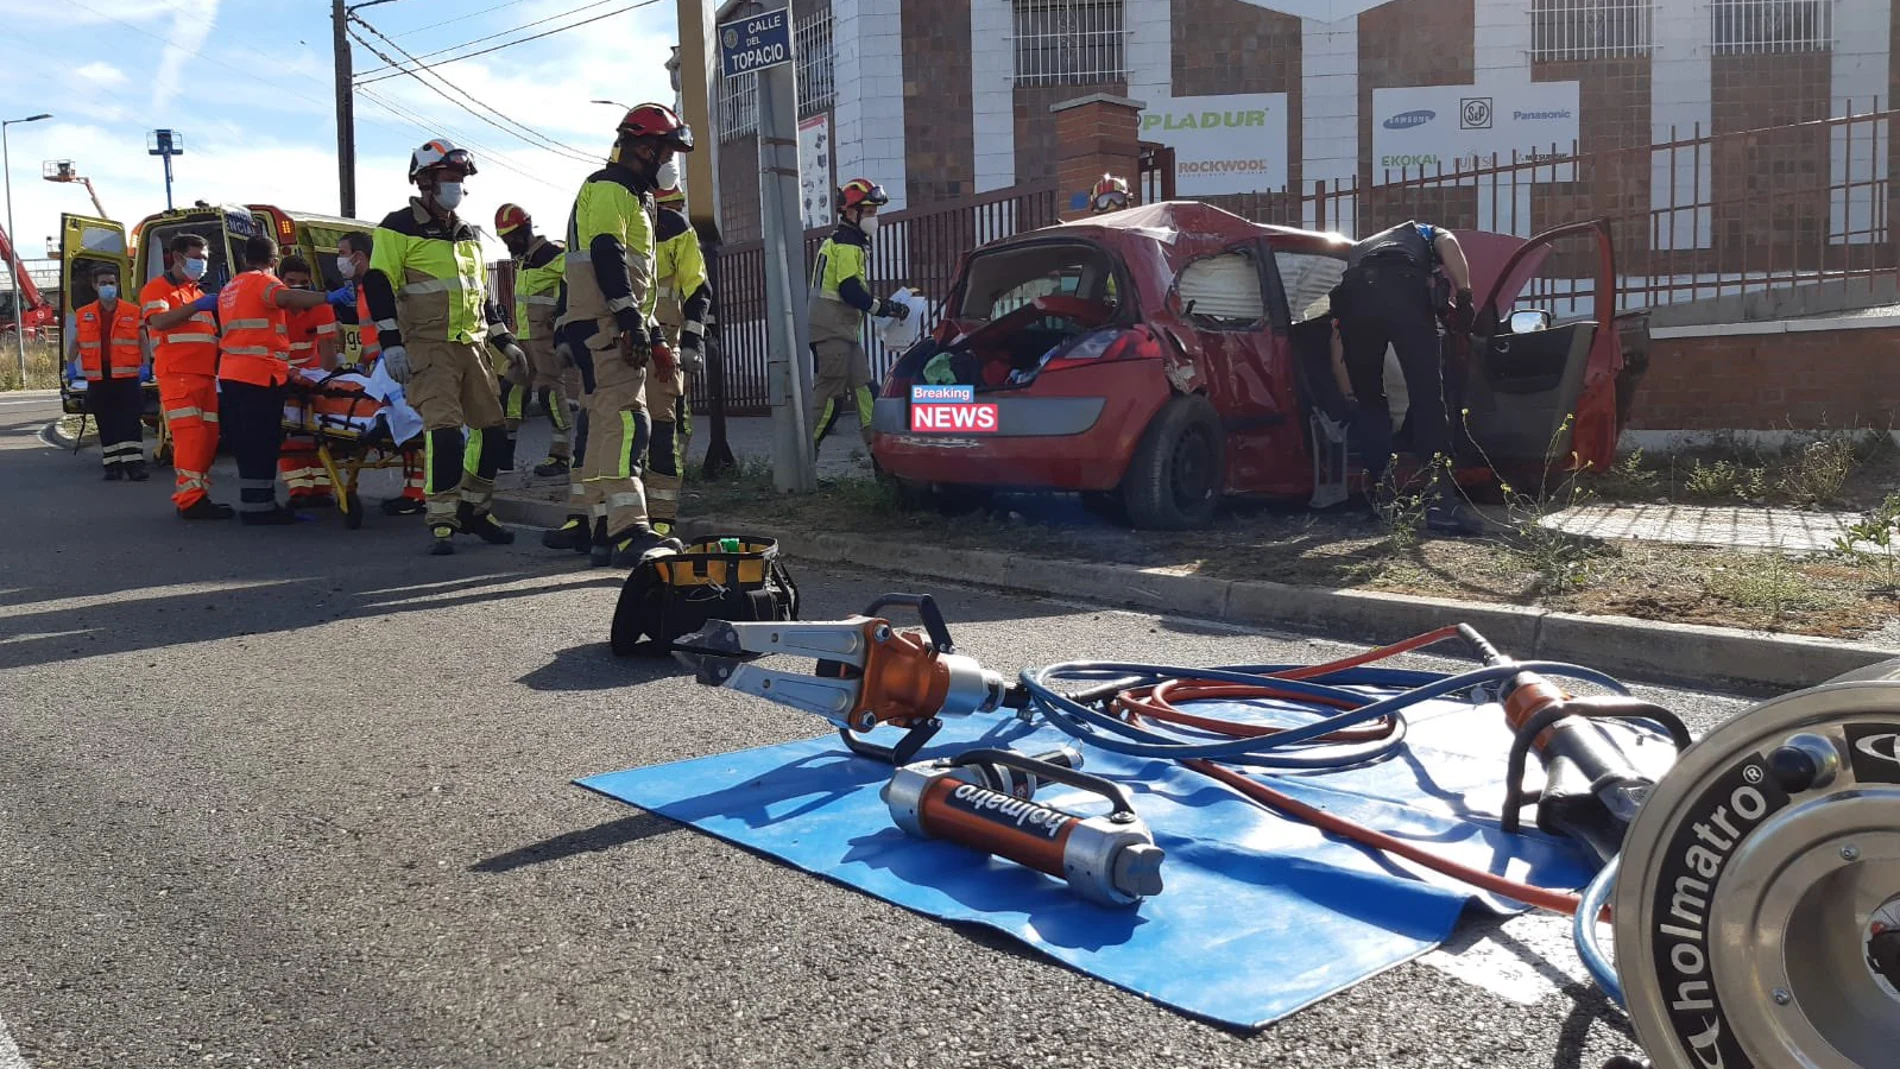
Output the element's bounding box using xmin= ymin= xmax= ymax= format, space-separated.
xmin=495 ymin=203 xmax=574 ymax=478
xmin=68 ymin=264 xmax=149 ymax=481
xmin=543 ymin=103 xmax=693 ymax=568
xmin=277 ymin=255 xmax=340 ymax=508
xmin=141 ymin=233 xmax=227 ymax=519
xmin=648 ymin=172 xmax=713 ymax=538
xmin=809 ymin=178 xmax=909 ymax=455
xmin=217 ymin=235 xmax=333 ymax=526
xmin=1330 ymin=219 xmax=1481 ymax=536
xmin=363 ymin=138 xmax=516 ymax=555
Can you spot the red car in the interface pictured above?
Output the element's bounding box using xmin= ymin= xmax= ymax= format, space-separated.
xmin=871 ymin=202 xmax=1648 ymax=528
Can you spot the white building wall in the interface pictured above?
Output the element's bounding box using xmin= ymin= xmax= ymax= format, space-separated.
xmin=1832 ymin=0 xmax=1892 ymax=244
xmin=1300 ymin=16 xmax=1359 ymax=232
xmin=831 ymin=0 xmax=909 ymax=212
xmin=1472 ymin=0 xmax=1533 ymax=235
xmin=1651 ymin=0 xmax=1712 ymax=248
xmin=972 ymin=0 xmax=1018 ymax=192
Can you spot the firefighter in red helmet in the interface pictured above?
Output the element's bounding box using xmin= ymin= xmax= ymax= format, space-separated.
xmin=808 ymin=177 xmax=909 ymax=455
xmin=1090 ymin=174 xmax=1131 ymax=214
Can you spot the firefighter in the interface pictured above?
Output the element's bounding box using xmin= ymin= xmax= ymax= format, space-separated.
xmin=363 ymin=138 xmax=517 ymax=555
xmin=540 ymin=102 xmax=693 ymax=568
xmin=647 ymin=166 xmax=713 ymax=538
xmin=217 ymin=235 xmax=334 ymax=526
xmin=67 ymin=264 xmax=149 ymax=481
xmin=1330 ymin=219 xmax=1483 ymax=536
xmin=809 ymin=178 xmax=908 ymax=455
xmin=482 ymin=295 xmax=531 ymax=471
xmin=140 ymin=233 xmax=228 ymax=519
xmin=277 ymin=254 xmax=340 ymax=508
xmin=494 ymin=203 xmax=575 ymax=478
xmin=1090 ymin=174 xmax=1131 ymax=214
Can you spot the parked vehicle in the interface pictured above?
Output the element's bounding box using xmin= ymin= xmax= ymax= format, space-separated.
xmin=871 ymin=202 xmax=1649 ymax=529
xmin=0 ymin=221 xmax=56 ymax=341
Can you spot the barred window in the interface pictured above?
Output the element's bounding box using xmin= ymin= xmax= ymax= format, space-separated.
xmin=719 ymin=72 xmax=758 ymax=142
xmin=1011 ymin=0 xmax=1126 ymax=87
xmin=1711 ymin=0 xmax=1832 ymax=54
xmin=1531 ymin=0 xmax=1653 ymax=60
xmin=796 ymin=9 xmax=835 ymax=117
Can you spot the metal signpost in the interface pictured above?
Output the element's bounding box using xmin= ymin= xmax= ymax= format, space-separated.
xmin=719 ymin=5 xmax=814 ymax=493
xmin=147 ymin=129 xmax=184 ymax=212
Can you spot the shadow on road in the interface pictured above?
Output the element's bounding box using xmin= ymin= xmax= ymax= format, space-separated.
xmin=516 ymin=643 xmax=682 ymax=692
xmin=469 ymin=812 xmax=684 ymax=873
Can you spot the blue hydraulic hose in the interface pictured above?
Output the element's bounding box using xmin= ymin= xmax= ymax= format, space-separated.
xmin=1575 ymin=855 xmax=1626 ymax=1008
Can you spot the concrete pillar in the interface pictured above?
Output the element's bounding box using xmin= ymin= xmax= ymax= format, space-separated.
xmin=1300 ymin=15 xmax=1359 ymax=234
xmin=1051 ymin=94 xmax=1145 ymax=220
xmin=1651 ymin=0 xmax=1712 ymax=250
xmin=832 ymin=0 xmax=909 ymax=212
xmin=1473 ymin=0 xmax=1534 ymax=237
xmin=971 ymin=0 xmax=1016 ymax=193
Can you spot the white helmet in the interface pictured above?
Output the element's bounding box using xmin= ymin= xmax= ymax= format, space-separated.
xmin=409 ymin=138 xmax=477 ymax=184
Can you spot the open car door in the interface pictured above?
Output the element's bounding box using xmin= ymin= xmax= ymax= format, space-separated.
xmin=58 ymin=212 xmax=131 ymax=401
xmin=1460 ymin=218 xmax=1623 ymax=477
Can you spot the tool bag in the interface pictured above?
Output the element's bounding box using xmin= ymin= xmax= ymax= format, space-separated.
xmin=610 ymin=535 xmax=801 ymax=657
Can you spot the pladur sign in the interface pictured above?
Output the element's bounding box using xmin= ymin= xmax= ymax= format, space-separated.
xmin=1370 ymin=79 xmax=1579 ymax=185
xmin=1139 ymin=94 xmax=1290 ymax=196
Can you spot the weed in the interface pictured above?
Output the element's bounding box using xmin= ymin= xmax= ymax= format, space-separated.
xmin=1771 ymin=436 xmax=1857 ymax=507
xmin=1834 ymin=492 xmax=1900 ymax=593
xmin=0 ymin=340 xmax=64 ymax=392
xmin=1367 ymin=460 xmax=1429 ymax=560
xmin=1682 ymin=458 xmax=1767 ymax=502
xmin=1590 ymin=448 xmax=1661 ymax=500
xmin=1705 ymin=551 xmax=1834 ymax=623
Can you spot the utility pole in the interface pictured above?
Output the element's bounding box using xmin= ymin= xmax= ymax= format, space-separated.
xmin=675 ymin=0 xmax=736 ymax=479
xmin=333 ymin=0 xmax=356 ymax=218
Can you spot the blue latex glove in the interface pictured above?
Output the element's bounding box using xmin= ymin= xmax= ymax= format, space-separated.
xmin=140 ymin=362 xmax=154 ymax=383
xmin=65 ymin=363 xmax=81 ymax=384
xmin=326 ymin=283 xmax=356 ymax=306
xmin=190 ymin=293 xmax=219 ymax=313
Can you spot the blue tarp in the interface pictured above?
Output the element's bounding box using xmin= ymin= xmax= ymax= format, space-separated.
xmin=578 ymin=696 xmax=1596 ymax=1029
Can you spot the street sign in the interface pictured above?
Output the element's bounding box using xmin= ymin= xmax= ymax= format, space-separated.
xmin=718 ymin=8 xmax=791 ymax=79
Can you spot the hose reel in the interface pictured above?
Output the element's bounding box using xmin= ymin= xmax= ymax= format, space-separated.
xmin=1614 ymin=656 xmax=1900 ymax=1069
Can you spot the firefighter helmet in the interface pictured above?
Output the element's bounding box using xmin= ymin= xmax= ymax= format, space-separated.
xmin=656 ymin=184 xmax=686 ymax=207
xmin=1090 ymin=174 xmax=1130 ymax=213
xmin=617 ymin=103 xmax=695 ymax=152
xmin=494 ymin=203 xmax=531 ymax=236
xmin=409 ymin=138 xmax=477 ymax=183
xmin=838 ymin=179 xmax=889 ymax=213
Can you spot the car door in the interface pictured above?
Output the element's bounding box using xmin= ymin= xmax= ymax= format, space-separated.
xmin=1460 ymin=218 xmax=1621 ymax=475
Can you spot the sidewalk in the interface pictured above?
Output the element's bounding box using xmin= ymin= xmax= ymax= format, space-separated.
xmin=1539 ymin=502 xmax=1859 ymax=553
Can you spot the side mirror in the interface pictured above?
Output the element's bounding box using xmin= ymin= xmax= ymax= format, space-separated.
xmin=1508 ymin=307 xmax=1552 ymax=334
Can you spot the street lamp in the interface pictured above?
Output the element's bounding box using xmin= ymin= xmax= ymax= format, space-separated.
xmin=4 ymin=112 xmax=51 ymax=385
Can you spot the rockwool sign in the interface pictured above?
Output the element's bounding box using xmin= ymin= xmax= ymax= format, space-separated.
xmin=1369 ymin=79 xmax=1580 ymax=185
xmin=1139 ymin=94 xmax=1290 ymax=196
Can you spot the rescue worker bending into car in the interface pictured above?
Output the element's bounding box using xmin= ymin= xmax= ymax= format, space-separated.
xmin=217 ymin=235 xmax=335 ymax=526
xmin=809 ymin=178 xmax=908 ymax=454
xmin=277 ymin=255 xmax=340 ymax=508
xmin=68 ymin=264 xmax=150 ymax=482
xmin=1330 ymin=219 xmax=1483 ymax=536
xmin=141 ymin=233 xmax=228 ymax=519
xmin=494 ymin=203 xmax=573 ymax=478
xmin=363 ymin=138 xmax=517 ymax=555
xmin=540 ymin=103 xmax=694 ymax=568
xmin=648 ymin=173 xmax=713 ymax=538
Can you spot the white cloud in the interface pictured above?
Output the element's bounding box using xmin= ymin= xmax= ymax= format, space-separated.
xmin=152 ymin=0 xmax=221 ymax=112
xmin=75 ymin=62 xmax=128 ymax=88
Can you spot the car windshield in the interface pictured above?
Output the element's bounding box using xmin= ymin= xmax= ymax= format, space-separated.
xmin=958 ymin=242 xmax=1120 ymax=321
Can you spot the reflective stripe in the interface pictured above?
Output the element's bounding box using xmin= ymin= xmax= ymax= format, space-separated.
xmin=569 ymin=484 xmax=586 ymax=497
xmin=143 ymin=300 xmax=168 ymax=313
xmin=165 ymin=333 xmax=217 ymax=344
xmin=78 ymin=341 xmax=102 ymax=349
xmin=203 ymin=411 xmax=219 ymax=424
xmin=591 ymin=503 xmax=607 ymax=518
xmin=223 ymin=346 xmax=276 ymax=357
xmin=376 ymin=319 xmax=399 ymax=331
xmin=398 ymin=278 xmax=453 ymax=296
xmin=525 ymin=295 xmax=559 ymax=306
xmin=647 ymin=487 xmax=679 ymax=501
xmin=290 ymin=341 xmax=315 ymax=351
xmin=682 ymin=320 xmax=705 ymax=338
xmin=166 ymin=406 xmax=207 ymax=421
xmin=315 ymin=322 xmax=337 ymax=335
xmin=607 ymin=492 xmax=645 ymax=509
xmin=225 ymin=318 xmax=272 ymax=330
xmin=657 ymin=285 xmax=678 ymax=300
xmin=463 ymin=428 xmax=483 ymax=476
xmin=617 ymin=411 xmax=637 ymax=479
xmin=606 ymin=295 xmax=636 ymax=313
xmin=190 ymin=312 xmax=216 ymax=326
xmin=176 ymin=470 xmax=209 ymax=490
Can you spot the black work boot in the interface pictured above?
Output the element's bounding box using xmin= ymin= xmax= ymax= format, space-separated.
xmin=103 ymin=463 xmax=124 ymax=482
xmin=609 ymin=524 xmax=682 ymax=568
xmin=240 ymin=504 xmax=301 ymax=526
xmin=124 ymin=460 xmax=150 ymax=482
xmin=179 ymin=498 xmax=235 ymax=520
xmin=382 ymin=496 xmax=426 ymax=516
xmin=588 ymin=518 xmax=612 ymax=568
xmin=541 ymin=514 xmax=592 ymax=553
xmin=457 ymin=502 xmax=515 ymax=545
xmin=532 ymin=455 xmax=571 ymax=478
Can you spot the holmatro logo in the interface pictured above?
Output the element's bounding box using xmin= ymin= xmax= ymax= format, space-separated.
xmin=1384 ymin=109 xmax=1435 ymax=130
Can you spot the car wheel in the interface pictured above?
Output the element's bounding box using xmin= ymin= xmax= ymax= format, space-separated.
xmin=1121 ymin=394 xmax=1223 ymax=530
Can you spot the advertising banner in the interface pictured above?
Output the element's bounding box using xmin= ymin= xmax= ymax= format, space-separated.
xmin=799 ymin=113 xmax=832 ymax=231
xmin=1370 ymin=80 xmax=1580 ymax=185
xmin=1138 ymin=94 xmax=1290 ymax=196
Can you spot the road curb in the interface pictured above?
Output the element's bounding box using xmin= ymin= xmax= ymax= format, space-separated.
xmin=493 ymin=493 xmax=1897 ymax=691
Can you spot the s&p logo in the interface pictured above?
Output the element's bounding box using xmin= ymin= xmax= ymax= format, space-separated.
xmin=1460 ymin=97 xmax=1493 ymax=130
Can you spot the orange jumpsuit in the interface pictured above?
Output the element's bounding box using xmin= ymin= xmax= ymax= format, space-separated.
xmin=279 ymin=301 xmax=339 ymax=501
xmin=139 ymin=271 xmax=220 ymax=512
xmin=355 ymin=286 xmax=425 ymax=503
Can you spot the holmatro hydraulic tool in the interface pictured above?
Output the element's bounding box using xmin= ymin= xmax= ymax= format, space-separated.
xmin=681 ymin=591 xmax=1900 ymax=1069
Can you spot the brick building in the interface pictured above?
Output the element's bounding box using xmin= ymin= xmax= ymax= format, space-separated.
xmin=706 ymin=0 xmax=1893 ymax=251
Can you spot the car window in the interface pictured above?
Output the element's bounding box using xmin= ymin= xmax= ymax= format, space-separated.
xmin=959 ymin=243 xmax=1119 ymax=322
xmin=1175 ymin=250 xmax=1264 ymax=328
xmin=1275 ymin=250 xmax=1347 ymax=324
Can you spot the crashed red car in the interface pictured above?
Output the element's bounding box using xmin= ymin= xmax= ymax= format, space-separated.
xmin=870 ymin=201 xmax=1649 ymax=528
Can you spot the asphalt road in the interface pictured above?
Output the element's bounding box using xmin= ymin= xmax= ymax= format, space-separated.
xmin=0 ymin=391 xmax=1761 ymax=1069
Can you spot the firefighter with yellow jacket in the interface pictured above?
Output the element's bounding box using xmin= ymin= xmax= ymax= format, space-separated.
xmin=648 ymin=171 xmax=713 ymax=537
xmin=495 ymin=203 xmax=574 ymax=477
xmin=810 ymin=178 xmax=908 ymax=454
xmin=540 ymin=103 xmax=694 ymax=568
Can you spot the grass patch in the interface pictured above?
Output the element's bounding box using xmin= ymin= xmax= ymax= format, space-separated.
xmin=0 ymin=340 xmax=64 ymax=392
xmin=1587 ymin=430 xmax=1899 ymax=510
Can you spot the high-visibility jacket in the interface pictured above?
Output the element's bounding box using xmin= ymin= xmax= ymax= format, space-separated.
xmin=513 ymin=236 xmax=565 ymax=341
xmin=355 ymin=286 xmax=382 ymax=362
xmin=217 ymin=270 xmax=292 ymax=387
xmin=73 ymin=298 xmax=144 ymax=380
xmin=363 ymin=198 xmax=488 ymax=350
xmin=286 ymin=301 xmax=338 ymax=372
xmin=140 ymin=273 xmax=219 ymax=377
xmin=809 ymin=222 xmax=877 ymax=344
xmin=654 ymin=207 xmax=710 ymax=332
xmin=564 ymin=162 xmax=655 ymax=333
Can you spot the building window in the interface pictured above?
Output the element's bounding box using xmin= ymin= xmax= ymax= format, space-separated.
xmin=1711 ymin=0 xmax=1832 ymax=54
xmin=719 ymin=72 xmax=759 ymax=142
xmin=796 ymin=9 xmax=835 ymax=117
xmin=1530 ymin=0 xmax=1652 ymax=60
xmin=1011 ymin=0 xmax=1126 ymax=87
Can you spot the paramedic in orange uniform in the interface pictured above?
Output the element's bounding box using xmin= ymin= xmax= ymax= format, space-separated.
xmin=277 ymin=255 xmax=340 ymax=508
xmin=336 ymin=230 xmax=427 ymax=516
xmin=140 ymin=233 xmax=228 ymax=519
xmin=68 ymin=264 xmax=150 ymax=481
xmin=217 ymin=234 xmax=333 ymax=526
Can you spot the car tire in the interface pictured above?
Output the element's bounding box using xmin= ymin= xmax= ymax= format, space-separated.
xmin=1121 ymin=394 xmax=1223 ymax=530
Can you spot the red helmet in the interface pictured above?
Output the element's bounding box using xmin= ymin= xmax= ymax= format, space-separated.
xmin=1090 ymin=174 xmax=1130 ymax=213
xmin=838 ymin=178 xmax=889 ymax=213
xmin=494 ymin=203 xmax=531 ymax=236
xmin=617 ymin=103 xmax=695 ymax=152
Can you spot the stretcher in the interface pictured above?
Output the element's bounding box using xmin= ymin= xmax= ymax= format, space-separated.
xmin=59 ymin=376 xmax=171 ymax=462
xmin=280 ymin=367 xmax=423 ymax=529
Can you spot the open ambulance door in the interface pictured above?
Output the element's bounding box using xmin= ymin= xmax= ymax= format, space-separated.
xmin=1459 ymin=217 xmax=1622 ymax=479
xmin=58 ymin=213 xmax=130 ymax=393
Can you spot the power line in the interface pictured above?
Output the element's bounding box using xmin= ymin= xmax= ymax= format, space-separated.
xmin=355 ymin=86 xmax=569 ymax=192
xmin=389 ymin=0 xmax=536 ymax=39
xmin=347 ymin=22 xmax=599 ymax=164
xmin=355 ymin=0 xmax=660 ymax=85
xmin=359 ymin=0 xmax=622 ymax=77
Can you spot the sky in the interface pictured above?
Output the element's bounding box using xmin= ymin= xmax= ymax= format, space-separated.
xmin=0 ymin=0 xmax=681 ymax=263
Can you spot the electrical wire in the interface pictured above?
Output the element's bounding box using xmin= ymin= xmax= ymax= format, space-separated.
xmin=354 ymin=0 xmax=662 ymax=85
xmin=388 ymin=0 xmax=538 ymax=39
xmin=354 ymin=86 xmax=568 ymax=192
xmin=359 ymin=0 xmax=622 ymax=76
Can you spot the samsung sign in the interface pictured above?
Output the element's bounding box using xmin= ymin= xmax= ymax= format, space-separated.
xmin=1384 ymin=110 xmax=1436 ymax=130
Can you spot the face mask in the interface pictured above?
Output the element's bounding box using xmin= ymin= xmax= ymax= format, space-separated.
xmin=336 ymin=257 xmax=356 ymax=280
xmin=859 ymin=213 xmax=879 ymax=236
xmin=98 ymin=285 xmax=118 ymax=301
xmin=434 ymin=182 xmax=465 ymax=211
xmin=182 ymin=257 xmax=208 ymax=280
xmin=655 ymin=159 xmax=680 ymax=192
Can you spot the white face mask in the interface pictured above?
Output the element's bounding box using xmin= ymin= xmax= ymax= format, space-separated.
xmin=433 ymin=182 xmax=465 ymax=211
xmin=859 ymin=213 xmax=879 ymax=237
xmin=336 ymin=256 xmax=356 ymax=280
xmin=655 ymin=159 xmax=680 ymax=192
